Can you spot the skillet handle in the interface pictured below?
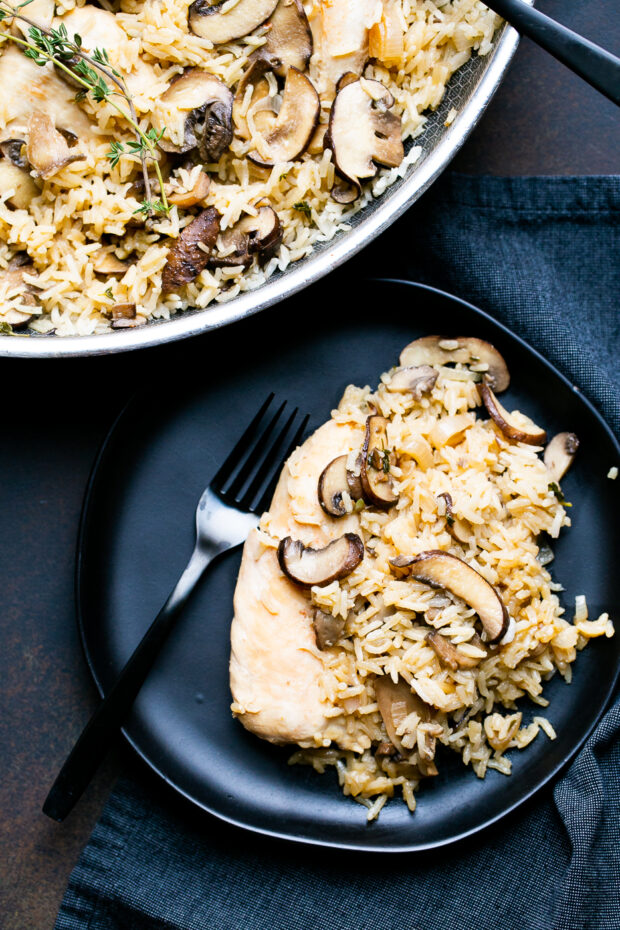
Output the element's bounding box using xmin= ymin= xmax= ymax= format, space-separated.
xmin=487 ymin=0 xmax=620 ymax=106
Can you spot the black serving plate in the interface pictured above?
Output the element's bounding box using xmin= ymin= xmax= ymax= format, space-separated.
xmin=76 ymin=279 xmax=620 ymax=851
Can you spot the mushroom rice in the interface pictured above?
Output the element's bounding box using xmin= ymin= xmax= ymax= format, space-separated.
xmin=229 ymin=337 xmax=614 ymax=821
xmin=0 ymin=0 xmax=499 ymax=335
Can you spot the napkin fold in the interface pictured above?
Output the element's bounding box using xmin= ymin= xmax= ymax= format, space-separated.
xmin=55 ymin=174 xmax=620 ymax=930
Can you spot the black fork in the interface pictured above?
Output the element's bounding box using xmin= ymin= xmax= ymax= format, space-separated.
xmin=43 ymin=396 xmax=309 ymax=822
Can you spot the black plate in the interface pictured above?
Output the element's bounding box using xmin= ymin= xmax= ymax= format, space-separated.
xmin=77 ymin=279 xmax=620 ymax=852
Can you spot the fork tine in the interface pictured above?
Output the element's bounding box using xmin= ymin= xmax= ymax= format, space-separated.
xmin=237 ymin=406 xmax=299 ymax=511
xmin=254 ymin=412 xmax=310 ymax=514
xmin=220 ymin=400 xmax=287 ymax=500
xmin=210 ymin=393 xmax=274 ymax=492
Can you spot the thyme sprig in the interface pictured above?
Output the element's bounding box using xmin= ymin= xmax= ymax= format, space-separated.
xmin=0 ymin=0 xmax=169 ymax=216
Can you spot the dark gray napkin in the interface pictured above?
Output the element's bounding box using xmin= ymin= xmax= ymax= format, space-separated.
xmin=55 ymin=175 xmax=620 ymax=930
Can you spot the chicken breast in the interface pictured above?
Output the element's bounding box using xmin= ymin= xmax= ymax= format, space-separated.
xmin=0 ymin=45 xmax=96 ymax=139
xmin=230 ymin=416 xmax=364 ymax=747
xmin=308 ymin=0 xmax=383 ymax=97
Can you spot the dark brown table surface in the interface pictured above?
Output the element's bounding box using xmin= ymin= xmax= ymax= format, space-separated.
xmin=2 ymin=3 xmax=619 ymax=927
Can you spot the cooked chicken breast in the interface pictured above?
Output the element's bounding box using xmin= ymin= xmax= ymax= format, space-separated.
xmin=308 ymin=0 xmax=383 ymax=96
xmin=230 ymin=416 xmax=364 ymax=747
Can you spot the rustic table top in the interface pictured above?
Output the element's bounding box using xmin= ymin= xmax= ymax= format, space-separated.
xmin=2 ymin=3 xmax=618 ymax=927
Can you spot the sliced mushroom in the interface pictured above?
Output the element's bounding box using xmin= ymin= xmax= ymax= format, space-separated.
xmin=437 ymin=492 xmax=470 ymax=545
xmin=161 ymin=207 xmax=221 ymax=293
xmin=0 ymin=256 xmax=39 ymax=327
xmin=425 ymin=631 xmax=485 ymax=670
xmin=93 ymin=250 xmax=130 ymax=275
xmin=312 ymin=607 xmax=346 ymax=650
xmin=317 ymin=453 xmax=366 ymax=517
xmin=277 ymin=533 xmax=364 ymax=587
xmin=390 ymin=550 xmax=509 ymax=644
xmin=375 ymin=675 xmax=434 ymax=765
xmin=251 ymin=0 xmax=313 ymax=76
xmin=0 ymin=139 xmax=28 ymax=168
xmin=104 ymin=302 xmax=136 ymax=321
xmin=326 ymin=78 xmax=403 ymax=198
xmin=318 ymin=454 xmax=350 ymax=517
xmin=360 ymin=415 xmax=398 ymax=509
xmin=399 ymin=336 xmax=510 ymax=393
xmin=544 ymin=432 xmax=579 ymax=483
xmin=189 ymin=0 xmax=279 ymax=44
xmin=249 ymin=67 xmax=319 ymax=165
xmin=156 ymin=71 xmax=233 ymax=162
xmin=0 ymin=160 xmax=39 ymax=210
xmin=26 ymin=111 xmax=85 ymax=179
xmin=329 ymin=180 xmax=359 ymax=204
xmin=211 ymin=205 xmax=281 ymax=267
xmin=479 ymin=382 xmax=547 ymax=446
xmin=386 ymin=365 xmax=438 ymax=398
xmin=167 ymin=171 xmax=211 ymax=208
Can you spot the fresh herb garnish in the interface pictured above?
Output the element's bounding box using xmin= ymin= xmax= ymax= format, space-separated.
xmin=0 ymin=1 xmax=169 ymax=218
xmin=549 ymin=482 xmax=572 ymax=506
xmin=103 ymin=287 xmax=114 ymax=301
xmin=0 ymin=321 xmax=16 ymax=335
xmin=293 ymin=201 xmax=312 ymax=219
xmin=354 ymin=498 xmax=365 ymax=512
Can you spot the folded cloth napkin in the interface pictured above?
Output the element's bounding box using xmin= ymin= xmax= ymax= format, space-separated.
xmin=55 ymin=175 xmax=620 ymax=930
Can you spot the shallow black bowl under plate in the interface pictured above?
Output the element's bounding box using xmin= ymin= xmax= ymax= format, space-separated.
xmin=76 ymin=279 xmax=620 ymax=852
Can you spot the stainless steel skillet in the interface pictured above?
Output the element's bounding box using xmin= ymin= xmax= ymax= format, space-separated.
xmin=0 ymin=21 xmax=521 ymax=358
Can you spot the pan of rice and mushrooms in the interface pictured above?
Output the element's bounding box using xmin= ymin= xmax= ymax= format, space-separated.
xmin=0 ymin=0 xmax=516 ymax=353
xmin=229 ymin=336 xmax=615 ymax=822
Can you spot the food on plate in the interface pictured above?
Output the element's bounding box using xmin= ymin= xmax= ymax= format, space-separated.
xmin=0 ymin=0 xmax=500 ymax=335
xmin=229 ymin=335 xmax=614 ymax=820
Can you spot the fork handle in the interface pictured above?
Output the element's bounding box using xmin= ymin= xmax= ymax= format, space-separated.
xmin=485 ymin=0 xmax=620 ymax=106
xmin=42 ymin=546 xmax=215 ymax=822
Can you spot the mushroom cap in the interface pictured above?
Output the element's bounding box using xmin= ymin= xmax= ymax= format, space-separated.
xmin=0 ymin=255 xmax=40 ymax=328
xmin=157 ymin=70 xmax=233 ymax=161
xmin=326 ymin=77 xmax=403 ymax=191
xmin=360 ymin=415 xmax=399 ymax=509
xmin=544 ymin=432 xmax=579 ymax=483
xmin=390 ymin=549 xmax=510 ymax=644
xmin=317 ymin=454 xmax=350 ymax=517
xmin=385 ymin=365 xmax=438 ymax=398
xmin=277 ymin=532 xmax=364 ymax=587
xmin=0 ymin=139 xmax=29 ymax=169
xmin=211 ymin=205 xmax=282 ymax=267
xmin=252 ymin=0 xmax=313 ymax=76
xmin=400 ymin=336 xmax=510 ymax=393
xmin=248 ymin=67 xmax=319 ymax=166
xmin=189 ymin=0 xmax=279 ymax=44
xmin=26 ymin=111 xmax=85 ymax=179
xmin=479 ymin=382 xmax=547 ymax=446
xmin=161 ymin=207 xmax=221 ymax=292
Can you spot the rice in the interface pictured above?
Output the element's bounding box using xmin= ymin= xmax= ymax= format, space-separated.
xmin=0 ymin=0 xmax=500 ymax=335
xmin=286 ymin=362 xmax=614 ymax=820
